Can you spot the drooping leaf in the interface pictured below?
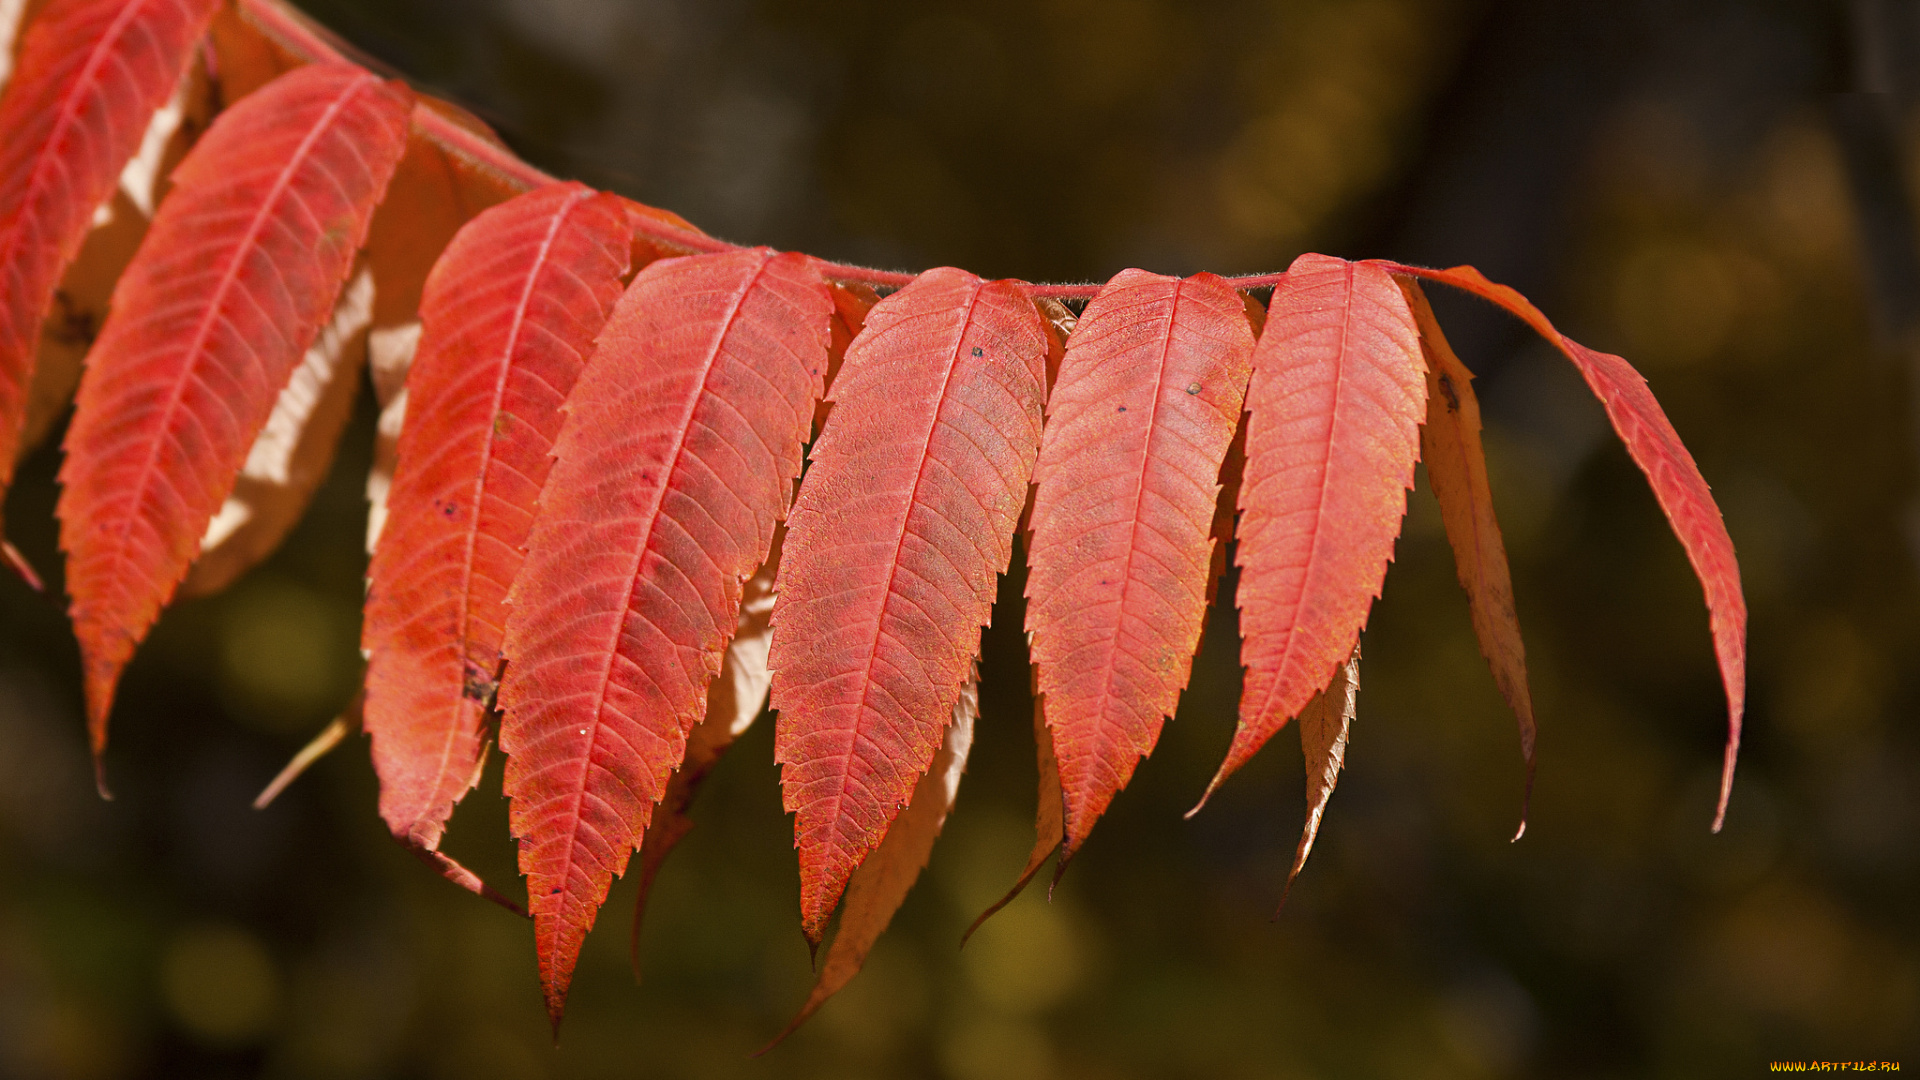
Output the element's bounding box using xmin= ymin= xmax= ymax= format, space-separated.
xmin=0 ymin=0 xmax=220 ymax=553
xmin=499 ymin=247 xmax=831 ymax=1027
xmin=1285 ymin=643 xmax=1359 ymax=908
xmin=1398 ymin=278 xmax=1536 ymax=837
xmin=1197 ymin=254 xmax=1425 ymax=807
xmin=1375 ymin=260 xmax=1745 ymax=829
xmin=630 ymin=536 xmax=782 ymax=981
xmin=362 ymin=182 xmax=631 ymax=889
xmin=765 ymin=673 xmax=977 ymax=1049
xmin=56 ymin=62 xmax=412 ymax=781
xmin=769 ymin=266 xmax=1049 ymax=945
xmin=1026 ymin=269 xmax=1255 ymax=860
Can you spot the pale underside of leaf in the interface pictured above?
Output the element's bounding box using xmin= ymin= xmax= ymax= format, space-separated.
xmin=1199 ymin=253 xmax=1425 ymax=809
xmin=1399 ymin=278 xmax=1537 ymax=840
xmin=1026 ymin=269 xmax=1255 ymax=860
xmin=765 ymin=672 xmax=977 ymax=1050
xmin=1284 ymin=642 xmax=1359 ymax=910
xmin=499 ymin=247 xmax=830 ymax=1028
xmin=181 ymin=264 xmax=371 ymax=597
xmin=1376 ymin=260 xmax=1746 ymax=830
xmin=362 ymin=182 xmax=631 ymax=913
xmin=769 ymin=266 xmax=1049 ymax=945
xmin=0 ymin=0 xmax=28 ymax=90
xmin=55 ymin=62 xmax=412 ymax=780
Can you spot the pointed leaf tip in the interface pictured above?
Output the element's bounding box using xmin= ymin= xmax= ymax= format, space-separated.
xmin=768 ymin=681 xmax=976 ymax=1051
xmin=1284 ymin=645 xmax=1359 ymax=912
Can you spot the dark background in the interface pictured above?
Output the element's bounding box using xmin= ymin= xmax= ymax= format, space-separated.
xmin=2 ymin=0 xmax=1918 ymax=1076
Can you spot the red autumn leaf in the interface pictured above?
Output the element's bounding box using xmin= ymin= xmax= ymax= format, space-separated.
xmin=1376 ymin=260 xmax=1746 ymax=829
xmin=56 ymin=61 xmax=411 ymax=783
xmin=498 ymin=247 xmax=830 ymax=1027
xmin=1198 ymin=253 xmax=1425 ymax=807
xmin=362 ymin=183 xmax=631 ymax=883
xmin=768 ymin=267 xmax=1049 ymax=945
xmin=1026 ymin=268 xmax=1255 ymax=860
xmin=0 ymin=0 xmax=218 ymax=561
xmin=1399 ymin=278 xmax=1537 ymax=837
xmin=1285 ymin=643 xmax=1359 ymax=907
xmin=766 ymin=673 xmax=977 ymax=1049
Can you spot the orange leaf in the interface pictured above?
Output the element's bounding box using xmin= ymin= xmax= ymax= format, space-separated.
xmin=769 ymin=267 xmax=1049 ymax=945
xmin=56 ymin=62 xmax=412 ymax=785
xmin=499 ymin=247 xmax=830 ymax=1028
xmin=1199 ymin=254 xmax=1425 ymax=808
xmin=1378 ymin=260 xmax=1746 ymax=829
xmin=1026 ymin=268 xmax=1255 ymax=859
xmin=363 ymin=183 xmax=631 ymax=886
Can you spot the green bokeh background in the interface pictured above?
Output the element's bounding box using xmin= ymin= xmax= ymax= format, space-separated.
xmin=3 ymin=0 xmax=1918 ymax=1077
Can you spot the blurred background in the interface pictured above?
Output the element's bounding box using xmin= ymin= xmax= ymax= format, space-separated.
xmin=2 ymin=0 xmax=1918 ymax=1076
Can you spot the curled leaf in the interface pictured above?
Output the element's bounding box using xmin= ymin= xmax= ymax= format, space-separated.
xmin=1284 ymin=643 xmax=1359 ymax=910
